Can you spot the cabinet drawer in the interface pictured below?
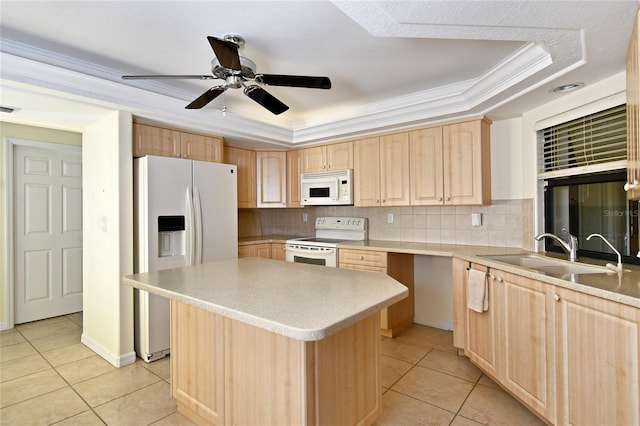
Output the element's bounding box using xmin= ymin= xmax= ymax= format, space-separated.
xmin=339 ymin=249 xmax=387 ymax=268
xmin=339 ymin=263 xmax=387 ymax=274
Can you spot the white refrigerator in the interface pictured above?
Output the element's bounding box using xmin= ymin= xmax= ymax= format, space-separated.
xmin=134 ymin=155 xmax=238 ymax=362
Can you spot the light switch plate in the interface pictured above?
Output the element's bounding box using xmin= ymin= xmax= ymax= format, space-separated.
xmin=387 ymin=213 xmax=394 ymax=224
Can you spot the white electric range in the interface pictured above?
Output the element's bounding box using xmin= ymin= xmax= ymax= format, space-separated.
xmin=285 ymin=217 xmax=367 ymax=267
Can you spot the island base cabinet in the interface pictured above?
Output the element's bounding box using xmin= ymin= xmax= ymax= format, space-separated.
xmin=171 ymin=300 xmax=382 ymax=426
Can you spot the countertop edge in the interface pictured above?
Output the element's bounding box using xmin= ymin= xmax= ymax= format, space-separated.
xmin=336 ymin=240 xmax=640 ymax=308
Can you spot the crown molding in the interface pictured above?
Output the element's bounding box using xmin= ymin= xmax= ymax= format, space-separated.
xmin=0 ymin=36 xmax=557 ymax=147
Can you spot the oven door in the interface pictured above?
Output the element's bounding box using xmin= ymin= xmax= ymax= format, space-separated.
xmin=285 ymin=244 xmax=337 ymax=267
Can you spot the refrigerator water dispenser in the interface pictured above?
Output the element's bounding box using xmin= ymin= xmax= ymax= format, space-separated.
xmin=158 ymin=215 xmax=185 ymax=257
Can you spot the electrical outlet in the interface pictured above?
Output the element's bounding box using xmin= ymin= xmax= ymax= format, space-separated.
xmin=303 ymin=212 xmax=308 ymax=222
xmin=387 ymin=213 xmax=394 ymax=224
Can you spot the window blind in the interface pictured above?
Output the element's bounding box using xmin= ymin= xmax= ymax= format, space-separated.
xmin=537 ymin=104 xmax=627 ymax=178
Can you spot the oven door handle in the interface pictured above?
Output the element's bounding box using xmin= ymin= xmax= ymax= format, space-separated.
xmin=286 ymin=245 xmax=336 ymax=255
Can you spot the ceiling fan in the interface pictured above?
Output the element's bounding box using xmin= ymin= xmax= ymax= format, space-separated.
xmin=122 ymin=34 xmax=332 ymax=115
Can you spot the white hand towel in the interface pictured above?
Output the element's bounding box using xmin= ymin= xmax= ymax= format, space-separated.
xmin=467 ymin=269 xmax=489 ymax=313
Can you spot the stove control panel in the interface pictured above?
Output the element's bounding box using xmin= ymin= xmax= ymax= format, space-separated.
xmin=315 ymin=216 xmax=367 ymax=231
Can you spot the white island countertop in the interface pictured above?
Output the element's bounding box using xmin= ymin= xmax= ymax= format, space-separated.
xmin=123 ymin=257 xmax=408 ymax=341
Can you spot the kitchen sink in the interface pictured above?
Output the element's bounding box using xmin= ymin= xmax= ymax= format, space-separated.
xmin=478 ymin=253 xmax=612 ymax=276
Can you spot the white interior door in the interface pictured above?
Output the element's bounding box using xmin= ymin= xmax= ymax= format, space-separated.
xmin=14 ymin=145 xmax=83 ymax=324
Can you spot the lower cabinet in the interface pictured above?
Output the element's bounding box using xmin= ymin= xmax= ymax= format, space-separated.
xmin=339 ymin=249 xmax=414 ymax=337
xmin=554 ymin=286 xmax=640 ymax=426
xmin=238 ymin=242 xmax=286 ymax=261
xmin=238 ymin=243 xmax=271 ymax=259
xmin=453 ymin=259 xmax=640 ymax=425
xmin=271 ymin=243 xmax=286 ymax=261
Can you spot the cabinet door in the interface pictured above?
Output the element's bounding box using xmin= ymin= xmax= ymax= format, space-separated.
xmin=499 ymin=270 xmax=555 ymax=422
xmin=410 ymin=127 xmax=444 ymax=205
xmin=271 ymin=243 xmax=286 ymax=261
xmin=133 ymin=123 xmax=180 ymax=158
xmin=627 ymin=8 xmax=640 ymax=200
xmin=286 ymin=150 xmax=303 ymax=208
xmin=465 ymin=264 xmax=499 ymax=378
xmin=443 ymin=120 xmax=490 ymax=205
xmin=171 ymin=301 xmax=225 ymax=425
xmin=180 ymin=133 xmax=223 ymax=162
xmin=302 ymin=146 xmax=326 ymax=173
xmin=326 ymin=142 xmax=353 ymax=170
xmin=380 ymin=133 xmax=410 ymax=206
xmin=555 ymin=287 xmax=640 ymax=426
xmin=254 ymin=243 xmax=271 ymax=259
xmin=224 ymin=147 xmax=256 ymax=209
xmin=256 ymin=151 xmax=286 ymax=208
xmin=354 ymin=137 xmax=381 ymax=207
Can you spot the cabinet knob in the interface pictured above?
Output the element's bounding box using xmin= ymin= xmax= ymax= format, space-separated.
xmin=377 ymin=200 xmax=380 ymax=204
xmin=446 ymin=197 xmax=451 ymax=201
xmin=497 ymin=276 xmax=503 ymax=282
xmin=489 ymin=274 xmax=496 ymax=280
xmin=553 ymin=294 xmax=560 ymax=301
xmin=624 ymin=181 xmax=639 ymax=191
xmin=437 ymin=197 xmax=443 ymax=201
xmin=360 ymin=256 xmax=364 ymax=260
xmin=382 ymin=199 xmax=386 ymax=203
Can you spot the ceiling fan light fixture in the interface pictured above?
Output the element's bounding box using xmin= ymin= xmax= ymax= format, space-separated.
xmin=550 ymin=82 xmax=584 ymax=93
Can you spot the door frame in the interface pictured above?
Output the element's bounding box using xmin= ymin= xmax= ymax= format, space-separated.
xmin=3 ymin=137 xmax=82 ymax=330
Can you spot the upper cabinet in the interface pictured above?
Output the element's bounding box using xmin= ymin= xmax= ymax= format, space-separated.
xmin=286 ymin=150 xmax=304 ymax=208
xmin=410 ymin=119 xmax=491 ymax=206
xmin=354 ymin=134 xmax=410 ymax=207
xmin=302 ymin=142 xmax=353 ymax=173
xmin=133 ymin=122 xmax=223 ymax=162
xmin=443 ymin=119 xmax=491 ymax=205
xmin=256 ymin=151 xmax=287 ymax=208
xmin=224 ymin=146 xmax=256 ymax=209
xmin=627 ymin=8 xmax=640 ymax=200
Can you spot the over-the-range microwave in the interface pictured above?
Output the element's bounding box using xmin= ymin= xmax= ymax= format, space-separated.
xmin=300 ymin=169 xmax=353 ymax=206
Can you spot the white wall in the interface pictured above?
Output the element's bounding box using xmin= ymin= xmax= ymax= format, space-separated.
xmin=490 ymin=117 xmax=524 ymax=200
xmin=81 ymin=111 xmax=135 ymax=367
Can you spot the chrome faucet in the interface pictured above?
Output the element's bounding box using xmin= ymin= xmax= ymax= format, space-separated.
xmin=586 ymin=233 xmax=623 ymax=272
xmin=535 ymin=228 xmax=579 ymax=262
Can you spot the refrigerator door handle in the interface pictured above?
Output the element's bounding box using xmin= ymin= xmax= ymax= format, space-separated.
xmin=186 ymin=187 xmax=195 ymax=266
xmin=193 ymin=186 xmax=203 ymax=264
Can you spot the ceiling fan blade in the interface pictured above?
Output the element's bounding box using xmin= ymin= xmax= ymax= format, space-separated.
xmin=122 ymin=75 xmax=215 ymax=80
xmin=244 ymin=85 xmax=289 ymax=115
xmin=207 ymin=36 xmax=241 ymax=71
xmin=185 ymin=86 xmax=227 ymax=109
xmin=255 ymin=74 xmax=331 ymax=89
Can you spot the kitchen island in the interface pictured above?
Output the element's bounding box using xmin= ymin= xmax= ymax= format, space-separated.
xmin=123 ymin=257 xmax=408 ymax=426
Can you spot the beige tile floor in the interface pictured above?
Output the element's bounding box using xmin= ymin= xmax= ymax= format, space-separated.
xmin=0 ymin=314 xmax=545 ymax=425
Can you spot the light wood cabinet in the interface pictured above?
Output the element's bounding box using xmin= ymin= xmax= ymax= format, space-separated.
xmin=498 ymin=269 xmax=555 ymax=421
xmin=286 ymin=150 xmax=304 ymax=208
xmin=454 ymin=259 xmax=640 ymax=425
xmin=554 ymin=286 xmax=640 ymax=426
xmin=456 ymin=261 xmax=554 ymax=421
xmin=410 ymin=119 xmax=491 ymax=206
xmin=238 ymin=243 xmax=271 ymax=259
xmin=133 ymin=122 xmax=223 ymax=162
xmin=256 ymin=151 xmax=287 ymax=208
xmin=354 ymin=134 xmax=410 ymax=207
xmin=443 ymin=120 xmax=491 ymax=205
xmin=224 ymin=146 xmax=256 ymax=209
xmin=171 ymin=299 xmax=382 ymax=425
xmin=271 ymin=243 xmax=286 ymax=261
xmin=627 ymin=8 xmax=640 ymax=200
xmin=302 ymin=141 xmax=353 ymax=173
xmin=410 ymin=127 xmax=444 ymax=205
xmin=339 ymin=249 xmax=414 ymax=337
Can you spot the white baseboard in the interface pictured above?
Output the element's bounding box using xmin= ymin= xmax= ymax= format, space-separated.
xmin=0 ymin=322 xmax=10 ymax=331
xmin=81 ymin=333 xmax=137 ymax=368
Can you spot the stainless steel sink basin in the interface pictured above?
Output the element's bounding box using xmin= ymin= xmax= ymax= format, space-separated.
xmin=478 ymin=254 xmax=611 ymax=276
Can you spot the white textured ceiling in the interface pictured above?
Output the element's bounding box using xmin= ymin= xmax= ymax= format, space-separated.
xmin=0 ymin=0 xmax=637 ymax=148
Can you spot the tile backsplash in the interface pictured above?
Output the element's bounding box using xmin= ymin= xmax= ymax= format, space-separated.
xmin=246 ymin=199 xmax=535 ymax=249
